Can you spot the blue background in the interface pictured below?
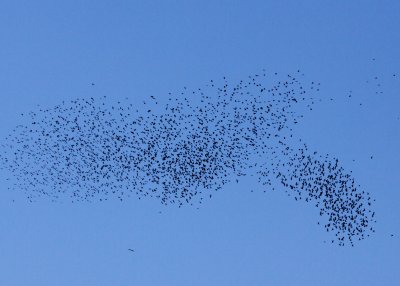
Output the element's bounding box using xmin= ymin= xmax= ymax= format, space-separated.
xmin=0 ymin=1 xmax=399 ymax=285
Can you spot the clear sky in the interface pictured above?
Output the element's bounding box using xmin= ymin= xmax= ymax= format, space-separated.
xmin=0 ymin=1 xmax=399 ymax=285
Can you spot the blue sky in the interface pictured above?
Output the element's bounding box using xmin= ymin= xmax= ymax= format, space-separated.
xmin=0 ymin=1 xmax=399 ymax=285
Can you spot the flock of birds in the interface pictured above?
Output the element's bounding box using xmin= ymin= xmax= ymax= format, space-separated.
xmin=0 ymin=70 xmax=376 ymax=246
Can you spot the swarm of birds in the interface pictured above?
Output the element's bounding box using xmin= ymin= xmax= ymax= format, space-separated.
xmin=0 ymin=70 xmax=376 ymax=246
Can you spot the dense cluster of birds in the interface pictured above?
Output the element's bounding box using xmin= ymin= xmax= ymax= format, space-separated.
xmin=0 ymin=70 xmax=376 ymax=246
xmin=257 ymin=141 xmax=375 ymax=246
